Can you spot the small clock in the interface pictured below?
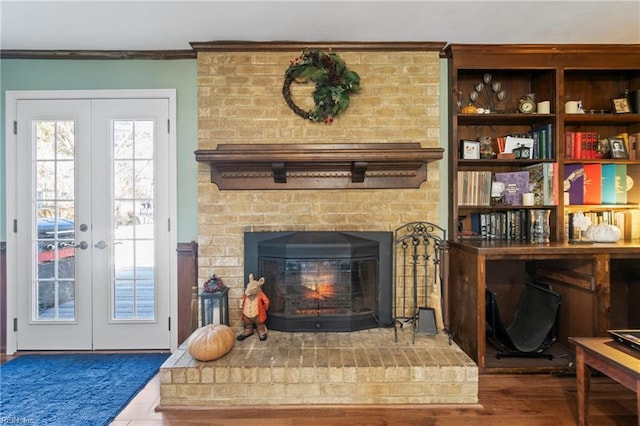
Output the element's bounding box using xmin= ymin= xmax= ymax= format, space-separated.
xmin=513 ymin=145 xmax=531 ymax=159
xmin=518 ymin=96 xmax=536 ymax=114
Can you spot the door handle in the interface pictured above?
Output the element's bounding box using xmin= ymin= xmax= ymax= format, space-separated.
xmin=94 ymin=240 xmax=109 ymax=249
xmin=74 ymin=241 xmax=89 ymax=250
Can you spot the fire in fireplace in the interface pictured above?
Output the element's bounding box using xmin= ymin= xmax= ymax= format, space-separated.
xmin=244 ymin=231 xmax=393 ymax=332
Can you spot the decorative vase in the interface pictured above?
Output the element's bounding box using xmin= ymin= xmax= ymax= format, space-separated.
xmin=529 ymin=209 xmax=550 ymax=243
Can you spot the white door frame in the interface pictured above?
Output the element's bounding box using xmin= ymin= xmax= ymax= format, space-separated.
xmin=5 ymin=89 xmax=178 ymax=354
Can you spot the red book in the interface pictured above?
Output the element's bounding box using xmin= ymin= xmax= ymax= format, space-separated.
xmin=583 ymin=163 xmax=602 ymax=204
xmin=564 ymin=131 xmax=574 ymax=159
xmin=573 ymin=132 xmax=583 ymax=159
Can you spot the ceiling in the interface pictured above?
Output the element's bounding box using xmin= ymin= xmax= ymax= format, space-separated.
xmin=1 ymin=1 xmax=639 ymax=51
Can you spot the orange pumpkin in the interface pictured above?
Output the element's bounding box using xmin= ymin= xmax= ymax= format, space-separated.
xmin=187 ymin=324 xmax=235 ymax=361
xmin=461 ymin=104 xmax=478 ymax=114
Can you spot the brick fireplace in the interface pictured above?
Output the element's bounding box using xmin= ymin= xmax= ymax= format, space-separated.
xmin=158 ymin=42 xmax=478 ymax=409
xmin=193 ymin=42 xmax=445 ymax=325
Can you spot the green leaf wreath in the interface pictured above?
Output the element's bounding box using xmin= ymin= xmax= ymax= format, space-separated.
xmin=283 ymin=50 xmax=361 ymax=124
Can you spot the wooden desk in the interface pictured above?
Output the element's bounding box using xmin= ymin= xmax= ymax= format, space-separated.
xmin=570 ymin=337 xmax=640 ymax=426
xmin=448 ymin=241 xmax=640 ymax=372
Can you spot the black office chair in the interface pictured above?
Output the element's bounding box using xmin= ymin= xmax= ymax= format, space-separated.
xmin=485 ymin=281 xmax=561 ymax=359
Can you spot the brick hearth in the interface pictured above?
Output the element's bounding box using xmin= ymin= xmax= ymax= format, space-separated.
xmin=158 ymin=327 xmax=478 ymax=407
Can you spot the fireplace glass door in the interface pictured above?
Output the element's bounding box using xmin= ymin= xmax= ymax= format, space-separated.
xmin=246 ymin=231 xmax=393 ymax=332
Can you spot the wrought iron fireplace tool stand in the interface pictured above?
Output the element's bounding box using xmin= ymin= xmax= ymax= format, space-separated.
xmin=393 ymin=222 xmax=448 ymax=343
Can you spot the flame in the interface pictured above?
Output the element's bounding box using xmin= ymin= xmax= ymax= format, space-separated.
xmin=302 ymin=281 xmax=335 ymax=300
xmin=301 ymin=272 xmax=336 ymax=300
xmin=316 ymin=282 xmax=335 ymax=299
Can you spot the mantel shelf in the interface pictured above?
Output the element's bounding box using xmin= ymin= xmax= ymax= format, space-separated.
xmin=195 ymin=143 xmax=444 ymax=190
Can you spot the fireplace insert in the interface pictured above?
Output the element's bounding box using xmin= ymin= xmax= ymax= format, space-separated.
xmin=244 ymin=231 xmax=393 ymax=332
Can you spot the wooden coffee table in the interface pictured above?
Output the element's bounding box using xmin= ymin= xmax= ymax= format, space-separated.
xmin=570 ymin=337 xmax=640 ymax=426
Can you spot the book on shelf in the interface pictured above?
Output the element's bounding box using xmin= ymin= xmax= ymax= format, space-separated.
xmin=564 ymin=133 xmax=639 ymax=160
xmin=530 ymin=124 xmax=553 ymax=160
xmin=583 ymin=163 xmax=602 ymax=205
xmin=457 ymin=170 xmax=492 ymax=206
xmin=614 ymin=211 xmax=631 ymax=241
xmin=627 ymin=167 xmax=640 ymax=205
xmin=615 ymin=164 xmax=628 ymax=205
xmin=520 ymin=162 xmax=557 ymax=206
xmin=565 ymin=211 xmax=574 ymax=241
xmin=564 ymin=163 xmax=584 ymax=205
xmin=564 ymin=131 xmax=599 ymax=160
xmin=562 ymin=162 xmax=637 ymax=206
xmin=567 ymin=208 xmax=640 ymax=241
xmin=494 ymin=171 xmax=530 ymax=206
xmin=601 ymin=164 xmax=617 ymax=205
xmin=471 ymin=210 xmax=529 ymax=241
xmin=630 ymin=210 xmax=640 ymax=241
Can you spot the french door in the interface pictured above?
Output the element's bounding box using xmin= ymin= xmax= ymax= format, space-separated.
xmin=6 ymin=91 xmax=177 ymax=351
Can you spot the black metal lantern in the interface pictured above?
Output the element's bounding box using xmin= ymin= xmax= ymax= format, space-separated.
xmin=513 ymin=145 xmax=531 ymax=159
xmin=200 ymin=287 xmax=229 ymax=326
xmin=200 ymin=274 xmax=229 ymax=326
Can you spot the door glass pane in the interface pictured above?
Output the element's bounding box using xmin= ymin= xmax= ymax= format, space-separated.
xmin=34 ymin=120 xmax=76 ymax=321
xmin=113 ymin=120 xmax=155 ymax=320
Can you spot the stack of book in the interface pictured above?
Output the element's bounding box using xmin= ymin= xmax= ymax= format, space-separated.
xmin=457 ymin=170 xmax=492 ymax=206
xmin=564 ymin=131 xmax=600 ymax=159
xmin=469 ymin=210 xmax=531 ymax=241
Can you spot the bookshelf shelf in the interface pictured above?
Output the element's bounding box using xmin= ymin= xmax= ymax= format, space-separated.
xmin=458 ymin=113 xmax=555 ymax=125
xmin=459 ymin=158 xmax=556 ymax=167
xmin=563 ymin=113 xmax=640 ymax=125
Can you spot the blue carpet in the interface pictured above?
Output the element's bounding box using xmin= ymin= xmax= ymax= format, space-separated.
xmin=0 ymin=352 xmax=170 ymax=426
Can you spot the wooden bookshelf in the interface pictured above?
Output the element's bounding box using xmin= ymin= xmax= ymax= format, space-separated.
xmin=445 ymin=44 xmax=640 ymax=243
xmin=444 ymin=44 xmax=640 ymax=373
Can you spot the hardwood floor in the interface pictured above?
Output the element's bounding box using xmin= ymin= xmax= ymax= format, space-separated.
xmin=2 ymin=354 xmax=636 ymax=425
xmin=108 ymin=373 xmax=637 ymax=425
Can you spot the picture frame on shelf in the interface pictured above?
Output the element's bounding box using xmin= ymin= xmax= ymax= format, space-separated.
xmin=461 ymin=140 xmax=480 ymax=159
xmin=608 ymin=137 xmax=629 ymax=159
xmin=596 ymin=138 xmax=610 ymax=159
xmin=611 ymin=97 xmax=631 ymax=113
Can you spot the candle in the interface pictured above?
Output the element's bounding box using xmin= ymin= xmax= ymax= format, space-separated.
xmin=537 ymin=101 xmax=550 ymax=114
xmin=522 ymin=193 xmax=535 ymax=206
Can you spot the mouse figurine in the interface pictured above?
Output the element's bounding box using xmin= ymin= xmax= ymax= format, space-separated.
xmin=237 ymin=273 xmax=270 ymax=341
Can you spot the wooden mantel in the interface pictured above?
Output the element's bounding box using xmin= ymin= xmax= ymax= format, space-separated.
xmin=195 ymin=143 xmax=444 ymax=190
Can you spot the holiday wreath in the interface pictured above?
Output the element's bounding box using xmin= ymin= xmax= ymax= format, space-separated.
xmin=283 ymin=50 xmax=361 ymax=124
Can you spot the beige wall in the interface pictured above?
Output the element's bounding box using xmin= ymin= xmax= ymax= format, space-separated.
xmin=197 ymin=50 xmax=442 ymax=326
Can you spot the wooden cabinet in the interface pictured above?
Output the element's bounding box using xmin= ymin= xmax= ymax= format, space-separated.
xmin=444 ymin=45 xmax=640 ymax=373
xmin=445 ymin=44 xmax=640 ymax=243
xmin=448 ymin=241 xmax=640 ymax=373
